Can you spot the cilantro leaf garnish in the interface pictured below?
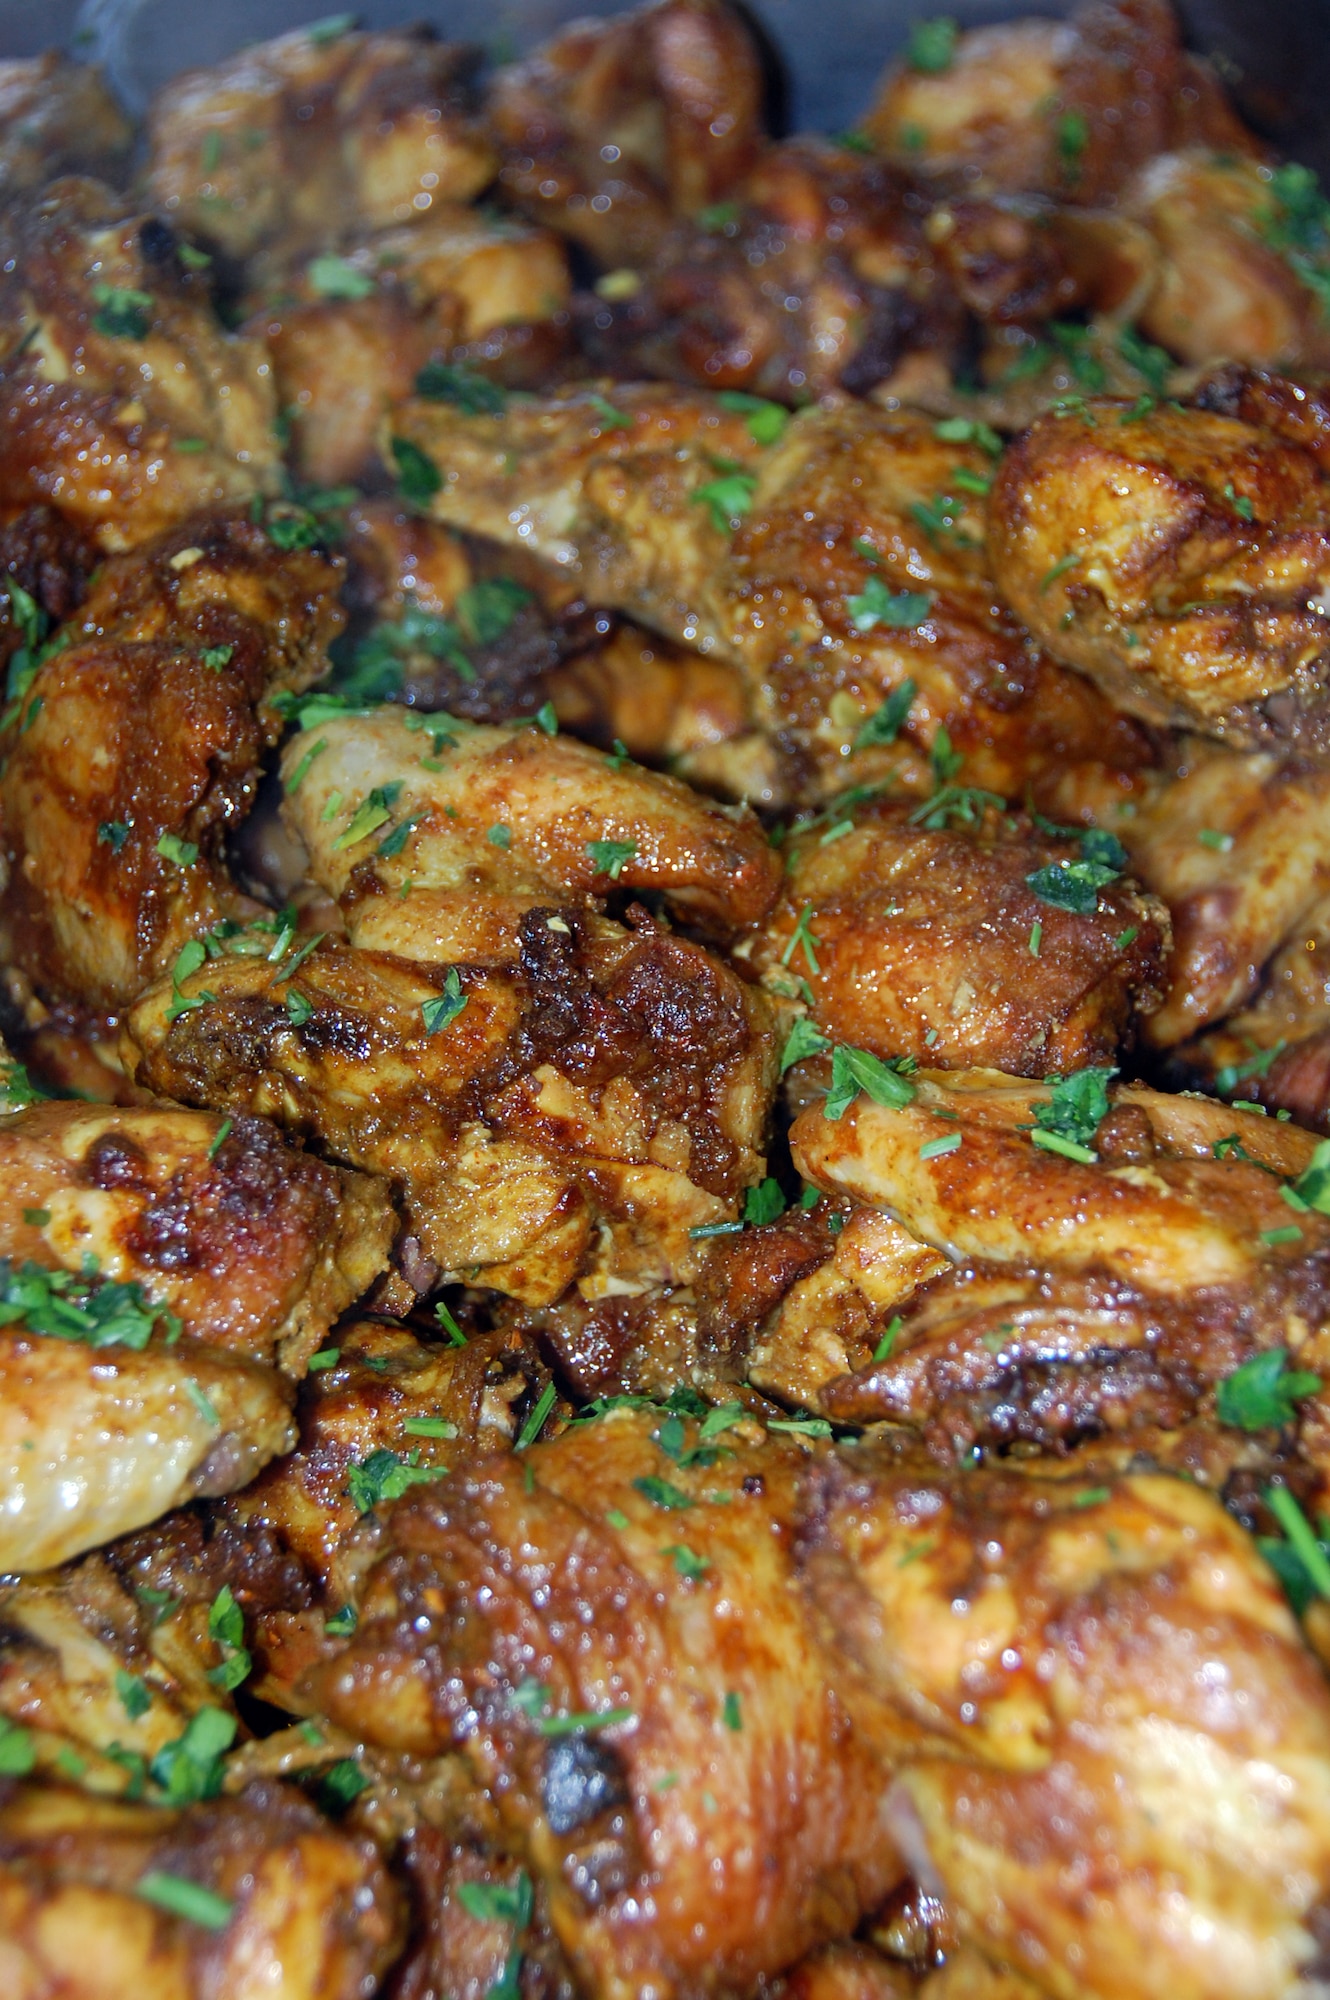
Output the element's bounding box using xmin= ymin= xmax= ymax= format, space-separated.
xmin=845 ymin=576 xmax=933 ymax=634
xmin=1217 ymin=1350 xmax=1322 ymax=1431
xmin=390 ymin=436 xmax=442 ymax=507
xmin=855 ymin=678 xmax=916 ymax=748
xmin=307 ymin=253 xmax=375 ymax=300
xmin=1029 ymin=1067 xmax=1113 ymax=1161
xmin=0 ymin=1259 xmax=180 ymax=1350
xmin=149 ymin=1707 xmax=235 ymax=1806
xmin=779 ymin=1016 xmax=831 ymax=1073
xmin=91 ymin=285 xmax=152 ymax=340
xmin=414 ymin=361 xmax=507 ymax=414
xmin=823 ymin=1045 xmax=917 ymax=1121
xmin=693 ymin=472 xmax=757 ymax=533
xmin=347 ymin=1447 xmax=446 ymax=1515
xmin=586 ymin=837 xmax=637 ymax=880
xmin=743 ymin=1177 xmax=786 ymax=1225
xmin=907 ymin=16 xmax=957 ymax=70
xmin=421 ymin=967 xmax=467 ymax=1037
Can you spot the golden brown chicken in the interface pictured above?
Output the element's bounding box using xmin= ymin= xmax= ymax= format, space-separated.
xmin=0 ymin=1777 xmax=403 ymax=1998
xmin=146 ymin=23 xmax=497 ymax=280
xmin=748 ymin=798 xmax=1169 ymax=1074
xmin=0 ymin=511 xmax=344 ymax=1016
xmin=489 ymin=0 xmax=764 ymax=268
xmin=989 ymin=395 xmax=1330 ymax=753
xmin=1125 ymin=151 xmax=1330 ymax=370
xmin=0 ymin=180 xmax=281 ymax=552
xmin=0 ymin=1092 xmax=391 ymax=1572
xmin=790 ymin=1066 xmax=1330 ymax=1473
xmin=862 ymin=0 xmax=1253 ymax=205
xmin=0 ymin=55 xmax=132 ymax=205
xmin=300 ymin=1406 xmax=1330 ymax=2000
xmin=390 ymin=384 xmax=1155 ymax=809
xmin=254 ymin=211 xmax=573 ymax=488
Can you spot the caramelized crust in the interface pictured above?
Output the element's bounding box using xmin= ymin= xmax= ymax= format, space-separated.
xmin=989 ymin=397 xmax=1330 ymax=752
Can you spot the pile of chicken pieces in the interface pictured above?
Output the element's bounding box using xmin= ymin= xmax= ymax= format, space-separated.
xmin=5 ymin=2 xmax=1330 ymax=1994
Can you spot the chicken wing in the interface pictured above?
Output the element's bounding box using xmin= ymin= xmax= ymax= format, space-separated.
xmin=988 ymin=395 xmax=1330 ymax=752
xmin=0 ymin=511 xmax=344 ymax=1015
xmin=146 ymin=24 xmax=496 ymax=279
xmin=0 ymin=1778 xmax=402 ymax=1999
xmin=862 ymin=0 xmax=1253 ymax=205
xmin=792 ymin=1067 xmax=1330 ymax=1468
xmin=390 ymin=385 xmax=1155 ymax=809
xmin=489 ymin=0 xmax=764 ymax=268
xmin=0 ymin=180 xmax=280 ymax=551
xmin=748 ymin=798 xmax=1168 ymax=1074
xmin=0 ymin=56 xmax=132 ymax=206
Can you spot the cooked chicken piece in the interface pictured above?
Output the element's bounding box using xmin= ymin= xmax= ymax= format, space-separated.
xmin=146 ymin=24 xmax=496 ymax=278
xmin=0 ymin=180 xmax=280 ymax=552
xmin=223 ymin=1318 xmax=544 ymax=1616
xmin=0 ymin=1554 xmax=234 ymax=1791
xmin=989 ymin=396 xmax=1330 ymax=753
xmin=799 ymin=1446 xmax=1330 ymax=2000
xmin=0 ymin=1101 xmax=393 ymax=1370
xmin=748 ymin=799 xmax=1169 ymax=1074
xmin=1050 ymin=735 xmax=1330 ymax=1045
xmin=0 ymin=1778 xmax=403 ymax=1998
xmin=280 ymin=704 xmax=780 ymax=945
xmin=123 ymin=907 xmax=777 ymax=1308
xmin=256 ymin=211 xmax=571 ymax=487
xmin=302 ymin=1408 xmax=912 ymax=1998
xmin=580 ymin=137 xmax=962 ymax=404
xmin=1178 ymin=887 xmax=1330 ymax=1127
xmin=305 ymin=1407 xmax=1330 ymax=2000
xmin=0 ymin=512 xmax=344 ymax=1015
xmin=0 ymin=1330 xmax=291 ymax=1576
xmin=793 ymin=1068 xmax=1330 ymax=1465
xmin=1125 ymin=151 xmax=1330 ymax=369
xmin=0 ymin=55 xmax=132 ymax=205
xmin=547 ymin=616 xmax=766 ymax=773
xmin=863 ymin=0 xmax=1253 ymax=204
xmin=490 ymin=0 xmax=764 ymax=267
xmin=392 ymin=385 xmax=1155 ymax=809
xmin=777 ymin=1941 xmax=922 ymax=1998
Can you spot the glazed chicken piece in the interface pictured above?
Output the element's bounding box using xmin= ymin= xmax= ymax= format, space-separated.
xmin=302 ymin=1408 xmax=911 ymax=1998
xmin=489 ymin=0 xmax=764 ymax=268
xmin=990 ymin=394 xmax=1330 ymax=754
xmin=123 ymin=920 xmax=776 ymax=1307
xmin=791 ymin=1067 xmax=1330 ymax=1470
xmin=862 ymin=0 xmax=1253 ymax=205
xmin=748 ymin=798 xmax=1169 ymax=1074
xmin=146 ymin=24 xmax=496 ymax=280
xmin=0 ymin=180 xmax=280 ymax=552
xmin=799 ymin=1445 xmax=1330 ymax=2000
xmin=223 ymin=1318 xmax=545 ymax=1631
xmin=0 ymin=511 xmax=344 ymax=1016
xmin=1048 ymin=735 xmax=1330 ymax=1046
xmin=1123 ymin=151 xmax=1330 ymax=370
xmin=255 ymin=211 xmax=572 ymax=488
xmin=580 ymin=136 xmax=962 ymax=405
xmin=0 ymin=1094 xmax=392 ymax=1572
xmin=391 ymin=385 xmax=1156 ymax=809
xmin=302 ymin=1408 xmax=1330 ymax=2000
xmin=0 ymin=505 xmax=99 ymax=682
xmin=280 ymin=703 xmax=780 ymax=946
xmin=0 ymin=1778 xmax=403 ymax=1999
xmin=0 ymin=55 xmax=132 ymax=205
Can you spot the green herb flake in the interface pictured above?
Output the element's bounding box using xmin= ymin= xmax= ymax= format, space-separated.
xmin=823 ymin=1044 xmax=917 ymax=1121
xmin=662 ymin=1543 xmax=711 ymax=1580
xmin=414 ymin=361 xmax=506 ymax=414
xmin=873 ymin=1316 xmax=903 ymax=1363
xmin=421 ymin=966 xmax=467 ymax=1037
xmin=588 ymin=390 xmax=633 ymax=431
xmin=1030 ymin=1066 xmax=1113 ymax=1158
xmin=91 ymin=285 xmax=152 ymax=341
xmin=285 ymin=739 xmax=327 ymax=794
xmin=633 ymin=1475 xmax=695 ymax=1512
xmin=487 ymin=823 xmax=511 ymax=849
xmin=1223 ymin=481 xmax=1255 ymax=522
xmin=347 ymin=1447 xmax=446 ymax=1515
xmin=516 ymin=1381 xmax=557 ymax=1451
xmin=155 ymin=832 xmax=199 ymax=868
xmin=919 ymin=1129 xmax=962 ymax=1160
xmin=436 ymin=1301 xmax=467 ymax=1346
xmin=1039 ymin=552 xmax=1082 ymax=594
xmin=332 ymin=783 xmax=402 ymax=852
xmin=149 ymin=1707 xmax=236 ymax=1806
xmin=780 ymin=901 xmax=822 ymax=975
xmin=1217 ymin=1349 xmax=1321 ymax=1431
xmin=307 ymin=253 xmax=375 ymax=300
xmin=534 ymin=701 xmax=559 ymax=736
xmin=0 ymin=1719 xmax=34 ymax=1776
xmin=136 ymin=1870 xmax=233 ymax=1931
xmin=458 ymin=1875 xmax=534 ymax=1927
xmin=1198 ymin=828 xmax=1235 ymax=852
xmin=1261 ymin=1225 xmax=1304 ymax=1248
xmin=693 ymin=472 xmax=757 ymax=533
xmin=308 ymin=1346 xmax=340 ymax=1371
xmin=1263 ymin=1483 xmax=1330 ymax=1607
xmin=324 ymin=1605 xmax=358 ymax=1636
xmin=722 ymin=1690 xmax=742 ymax=1731
xmin=934 ymin=416 xmax=1003 ymax=457
xmin=586 ymin=837 xmax=637 ymax=880
xmin=0 ymin=1259 xmax=181 ymax=1353
xmin=907 ymin=16 xmax=958 ymax=71
xmin=717 ymin=390 xmax=789 ymax=445
xmin=846 ymin=576 xmax=933 ymax=634
xmin=390 ymin=435 xmax=442 ymax=507
xmin=743 ymin=1177 xmax=786 ymax=1226
xmin=199 ymin=645 xmax=233 ymax=670
xmin=115 ymin=1668 xmax=151 ymax=1720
